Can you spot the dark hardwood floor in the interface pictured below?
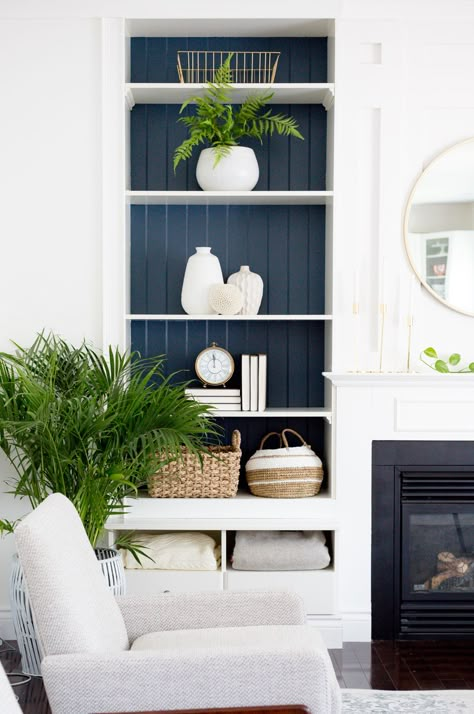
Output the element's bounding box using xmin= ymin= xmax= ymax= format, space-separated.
xmin=2 ymin=639 xmax=474 ymax=713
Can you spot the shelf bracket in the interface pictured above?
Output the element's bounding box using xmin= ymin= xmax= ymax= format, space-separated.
xmin=125 ymin=88 xmax=135 ymax=110
xmin=322 ymin=89 xmax=334 ymax=112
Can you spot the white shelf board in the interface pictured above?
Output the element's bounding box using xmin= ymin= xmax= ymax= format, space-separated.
xmin=126 ymin=83 xmax=334 ymax=107
xmin=126 ymin=190 xmax=333 ymax=206
xmin=207 ymin=408 xmax=331 ymax=418
xmin=105 ymin=492 xmax=338 ymax=531
xmin=127 ymin=314 xmax=332 ymax=321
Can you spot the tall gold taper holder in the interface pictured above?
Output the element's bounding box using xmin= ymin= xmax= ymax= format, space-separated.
xmin=353 ymin=302 xmax=360 ymax=372
xmin=406 ymin=314 xmax=413 ymax=372
xmin=378 ymin=303 xmax=387 ymax=372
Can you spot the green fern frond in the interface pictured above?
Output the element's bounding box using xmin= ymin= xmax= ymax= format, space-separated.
xmin=173 ymin=56 xmax=304 ymax=172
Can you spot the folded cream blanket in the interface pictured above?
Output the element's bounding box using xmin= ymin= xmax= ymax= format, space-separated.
xmin=122 ymin=532 xmax=221 ymax=570
xmin=232 ymin=530 xmax=330 ymax=571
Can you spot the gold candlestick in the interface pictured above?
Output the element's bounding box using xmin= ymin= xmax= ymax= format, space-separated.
xmin=352 ymin=302 xmax=360 ymax=372
xmin=406 ymin=315 xmax=414 ymax=372
xmin=379 ymin=303 xmax=387 ymax=372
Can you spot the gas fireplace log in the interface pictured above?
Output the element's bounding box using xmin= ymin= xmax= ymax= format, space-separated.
xmin=425 ymin=552 xmax=473 ymax=590
xmin=437 ymin=551 xmax=474 ymax=573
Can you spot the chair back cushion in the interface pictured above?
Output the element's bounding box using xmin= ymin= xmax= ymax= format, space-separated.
xmin=14 ymin=493 xmax=129 ymax=656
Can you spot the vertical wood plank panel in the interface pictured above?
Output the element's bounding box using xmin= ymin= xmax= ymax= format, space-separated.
xmin=130 ymin=205 xmax=147 ymax=313
xmin=147 ymin=206 xmax=166 ymax=314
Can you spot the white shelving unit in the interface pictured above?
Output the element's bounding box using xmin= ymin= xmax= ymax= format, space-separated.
xmin=105 ymin=17 xmax=341 ymax=646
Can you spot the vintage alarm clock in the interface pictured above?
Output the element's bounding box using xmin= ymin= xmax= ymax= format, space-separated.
xmin=195 ymin=342 xmax=235 ymax=386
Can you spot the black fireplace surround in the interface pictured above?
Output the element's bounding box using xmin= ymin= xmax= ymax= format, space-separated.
xmin=372 ymin=441 xmax=474 ymax=640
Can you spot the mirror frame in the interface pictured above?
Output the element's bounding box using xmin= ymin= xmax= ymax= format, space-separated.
xmin=404 ymin=137 xmax=474 ymax=318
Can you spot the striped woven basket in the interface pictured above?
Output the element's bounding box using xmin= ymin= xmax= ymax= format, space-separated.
xmin=148 ymin=431 xmax=241 ymax=498
xmin=245 ymin=429 xmax=323 ymax=498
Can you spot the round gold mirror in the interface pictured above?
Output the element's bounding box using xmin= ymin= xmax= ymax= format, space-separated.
xmin=404 ymin=137 xmax=474 ymax=316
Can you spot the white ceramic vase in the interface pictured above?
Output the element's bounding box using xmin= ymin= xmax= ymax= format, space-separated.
xmin=227 ymin=265 xmax=264 ymax=315
xmin=181 ymin=247 xmax=224 ymax=315
xmin=196 ymin=147 xmax=259 ymax=191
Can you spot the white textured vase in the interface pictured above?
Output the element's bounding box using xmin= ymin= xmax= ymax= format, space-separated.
xmin=227 ymin=265 xmax=264 ymax=315
xmin=181 ymin=247 xmax=224 ymax=315
xmin=196 ymin=147 xmax=259 ymax=191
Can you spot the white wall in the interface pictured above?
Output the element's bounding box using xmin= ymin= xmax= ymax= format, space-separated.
xmin=0 ymin=17 xmax=102 ymax=632
xmin=332 ymin=9 xmax=474 ymax=373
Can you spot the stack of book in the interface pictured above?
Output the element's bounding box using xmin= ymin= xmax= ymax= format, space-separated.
xmin=185 ymin=388 xmax=242 ymax=412
xmin=241 ymin=354 xmax=267 ymax=412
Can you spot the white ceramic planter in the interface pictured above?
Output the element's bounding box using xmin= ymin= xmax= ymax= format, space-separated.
xmin=228 ymin=265 xmax=264 ymax=314
xmin=196 ymin=147 xmax=259 ymax=191
xmin=181 ymin=247 xmax=224 ymax=315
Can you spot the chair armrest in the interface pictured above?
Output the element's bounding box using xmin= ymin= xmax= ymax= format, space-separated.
xmin=41 ymin=638 xmax=341 ymax=714
xmin=116 ymin=590 xmax=305 ymax=641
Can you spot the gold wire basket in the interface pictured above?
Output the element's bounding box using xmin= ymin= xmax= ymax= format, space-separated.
xmin=177 ymin=51 xmax=280 ymax=84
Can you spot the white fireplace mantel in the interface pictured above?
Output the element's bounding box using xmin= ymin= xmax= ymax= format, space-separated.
xmin=325 ymin=370 xmax=474 ymax=641
xmin=324 ymin=372 xmax=474 ymax=387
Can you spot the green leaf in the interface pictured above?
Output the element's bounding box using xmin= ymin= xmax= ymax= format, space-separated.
xmin=469 ymin=363 xmax=474 ymax=372
xmin=434 ymin=360 xmax=449 ymax=373
xmin=448 ymin=353 xmax=461 ymax=365
xmin=423 ymin=347 xmax=438 ymax=358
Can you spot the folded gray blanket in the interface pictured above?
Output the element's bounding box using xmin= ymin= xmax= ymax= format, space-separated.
xmin=232 ymin=530 xmax=330 ymax=571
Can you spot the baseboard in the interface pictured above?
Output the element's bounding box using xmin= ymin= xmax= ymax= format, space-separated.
xmin=0 ymin=608 xmax=15 ymax=640
xmin=307 ymin=615 xmax=343 ymax=648
xmin=342 ymin=612 xmax=371 ymax=642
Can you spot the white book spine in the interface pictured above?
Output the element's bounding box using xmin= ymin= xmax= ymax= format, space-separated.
xmin=258 ymin=353 xmax=267 ymax=412
xmin=241 ymin=355 xmax=250 ymax=411
xmin=185 ymin=388 xmax=241 ymax=397
xmin=190 ymin=396 xmax=241 ymax=404
xmin=250 ymin=355 xmax=258 ymax=412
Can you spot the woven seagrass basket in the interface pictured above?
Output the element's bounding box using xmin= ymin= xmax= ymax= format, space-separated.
xmin=148 ymin=430 xmax=241 ymax=498
xmin=245 ymin=429 xmax=324 ymax=498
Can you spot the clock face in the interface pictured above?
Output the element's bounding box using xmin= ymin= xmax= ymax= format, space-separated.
xmin=195 ymin=344 xmax=234 ymax=386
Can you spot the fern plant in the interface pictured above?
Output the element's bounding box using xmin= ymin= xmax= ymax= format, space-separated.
xmin=173 ymin=54 xmax=304 ymax=171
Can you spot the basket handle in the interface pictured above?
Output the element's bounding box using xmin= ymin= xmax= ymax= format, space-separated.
xmin=259 ymin=432 xmax=283 ymax=450
xmin=281 ymin=428 xmax=308 ymax=448
xmin=231 ymin=430 xmax=241 ymax=450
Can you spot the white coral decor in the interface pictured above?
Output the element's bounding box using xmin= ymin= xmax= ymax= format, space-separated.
xmin=208 ymin=284 xmax=244 ymax=315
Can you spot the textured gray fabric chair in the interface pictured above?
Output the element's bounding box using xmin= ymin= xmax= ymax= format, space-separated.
xmin=14 ymin=493 xmax=341 ymax=714
xmin=0 ymin=662 xmax=23 ymax=714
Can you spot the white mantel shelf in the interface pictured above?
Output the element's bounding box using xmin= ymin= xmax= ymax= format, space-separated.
xmin=323 ymin=372 xmax=474 ymax=387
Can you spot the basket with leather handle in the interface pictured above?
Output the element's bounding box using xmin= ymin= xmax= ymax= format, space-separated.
xmin=245 ymin=428 xmax=324 ymax=498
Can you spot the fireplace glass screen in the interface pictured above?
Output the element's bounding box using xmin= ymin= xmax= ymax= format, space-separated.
xmin=404 ymin=507 xmax=474 ymax=597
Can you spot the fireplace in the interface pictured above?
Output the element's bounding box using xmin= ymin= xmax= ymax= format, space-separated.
xmin=372 ymin=441 xmax=474 ymax=639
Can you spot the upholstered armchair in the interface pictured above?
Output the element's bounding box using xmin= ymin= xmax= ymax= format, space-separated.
xmin=14 ymin=494 xmax=341 ymax=714
xmin=0 ymin=663 xmax=23 ymax=714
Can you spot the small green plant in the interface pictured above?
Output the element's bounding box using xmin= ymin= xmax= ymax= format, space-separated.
xmin=173 ymin=54 xmax=304 ymax=171
xmin=420 ymin=346 xmax=474 ymax=373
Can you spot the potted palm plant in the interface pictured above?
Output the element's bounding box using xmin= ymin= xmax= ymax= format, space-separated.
xmin=0 ymin=332 xmax=218 ymax=674
xmin=173 ymin=54 xmax=304 ymax=191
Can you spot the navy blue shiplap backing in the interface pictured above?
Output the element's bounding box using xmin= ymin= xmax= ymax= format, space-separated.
xmin=131 ymin=103 xmax=327 ymax=191
xmin=130 ymin=205 xmax=325 ymax=315
xmin=131 ymin=37 xmax=327 ymax=84
xmin=131 ymin=319 xmax=324 ymax=408
xmin=130 ymin=36 xmax=329 ymax=481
